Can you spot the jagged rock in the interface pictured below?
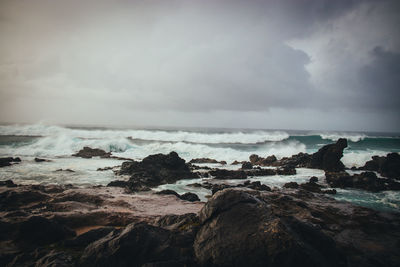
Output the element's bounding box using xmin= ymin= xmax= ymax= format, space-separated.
xmin=283 ymin=182 xmax=299 ymax=189
xmin=249 ymin=154 xmax=277 ymax=166
xmin=180 ymin=192 xmax=200 ymax=202
xmin=310 ymin=138 xmax=347 ymax=171
xmin=246 ymin=168 xmax=277 ymax=176
xmin=231 ymin=160 xmax=247 ymax=165
xmin=299 ymin=181 xmax=323 ymax=193
xmin=17 ymin=216 xmax=75 ymax=246
xmin=209 ymin=169 xmax=247 ymax=179
xmin=277 ymin=167 xmax=296 ymax=175
xmin=325 ymin=171 xmax=400 ymax=192
xmin=118 ymin=152 xmax=198 ymax=190
xmin=0 ymin=190 xmax=50 ymax=211
xmin=241 ymin=162 xmax=253 ymax=169
xmin=190 ymin=158 xmax=227 ymax=165
xmin=72 ymin=147 xmax=111 ymax=158
xmin=0 ymin=157 xmax=21 ymax=167
xmin=360 ymin=153 xmax=400 ymax=179
xmin=194 ymin=189 xmax=347 ymax=267
xmin=107 ymin=180 xmax=129 ymax=188
xmin=80 ymin=222 xmax=196 ymax=267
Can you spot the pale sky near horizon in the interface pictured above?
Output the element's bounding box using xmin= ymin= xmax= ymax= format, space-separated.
xmin=0 ymin=0 xmax=399 ymax=132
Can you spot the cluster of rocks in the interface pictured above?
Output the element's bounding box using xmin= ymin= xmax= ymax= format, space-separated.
xmin=357 ymin=152 xmax=400 ymax=179
xmin=283 ymin=177 xmax=337 ymax=194
xmin=1 ymin=183 xmax=399 ymax=267
xmin=249 ymin=138 xmax=348 ymax=172
xmin=109 ymin=152 xmax=199 ymax=191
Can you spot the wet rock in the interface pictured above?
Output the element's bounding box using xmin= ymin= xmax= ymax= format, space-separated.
xmin=194 ymin=189 xmax=346 ymax=267
xmin=231 ymin=160 xmax=247 ymax=165
xmin=310 ymin=176 xmax=318 ymax=183
xmin=153 ymin=213 xmax=199 ymax=232
xmin=180 ymin=192 xmax=200 ymax=202
xmin=80 ymin=222 xmax=196 ymax=267
xmin=35 ymin=250 xmax=74 ymax=267
xmin=55 ymin=168 xmax=75 ymax=172
xmin=325 ymin=171 xmax=400 ymax=192
xmin=106 ymin=180 xmax=129 ymax=188
xmin=310 ymin=138 xmax=347 ymax=171
xmin=360 ymin=152 xmax=400 ymax=179
xmin=17 ymin=216 xmax=75 ymax=246
xmin=72 ymin=147 xmax=111 ymax=158
xmin=274 ymin=152 xmax=312 ymax=168
xmin=241 ymin=161 xmax=253 ymax=169
xmin=246 ymin=168 xmax=277 ymax=176
xmin=156 ymin=190 xmax=200 ymax=202
xmin=0 ymin=157 xmax=21 ymax=167
xmin=277 ymin=167 xmax=296 ymax=175
xmin=283 ymin=182 xmax=299 ymax=189
xmin=246 ymin=181 xmax=271 ymax=191
xmin=34 ymin=158 xmax=51 ymax=162
xmin=64 ymin=227 xmax=115 ymax=248
xmin=190 ymin=158 xmax=227 ymax=165
xmin=118 ymin=152 xmax=198 ymax=190
xmin=0 ymin=190 xmax=49 ymax=211
xmin=299 ymin=181 xmax=323 ymax=193
xmin=209 ymin=169 xmax=247 ymax=179
xmin=249 ymin=154 xmax=277 ymax=166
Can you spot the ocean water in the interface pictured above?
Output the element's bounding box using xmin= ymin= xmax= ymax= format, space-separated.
xmin=0 ymin=124 xmax=399 ymax=212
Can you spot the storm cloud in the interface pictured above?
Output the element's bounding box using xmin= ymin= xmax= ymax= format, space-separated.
xmin=0 ymin=0 xmax=399 ymax=132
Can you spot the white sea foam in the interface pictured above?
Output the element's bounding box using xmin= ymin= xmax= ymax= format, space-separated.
xmin=0 ymin=124 xmax=289 ymax=144
xmin=319 ymin=132 xmax=367 ymax=142
xmin=342 ymin=150 xmax=388 ymax=168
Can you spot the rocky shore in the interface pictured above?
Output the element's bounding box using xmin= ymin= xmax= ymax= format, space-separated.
xmin=0 ymin=139 xmax=399 ymax=266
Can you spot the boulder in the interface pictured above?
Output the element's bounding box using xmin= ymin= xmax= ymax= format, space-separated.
xmin=249 ymin=154 xmax=277 ymax=166
xmin=283 ymin=182 xmax=299 ymax=189
xmin=156 ymin=190 xmax=200 ymax=202
xmin=310 ymin=138 xmax=347 ymax=171
xmin=194 ymin=189 xmax=346 ymax=267
xmin=80 ymin=222 xmax=196 ymax=267
xmin=118 ymin=152 xmax=198 ymax=190
xmin=34 ymin=158 xmax=51 ymax=162
xmin=241 ymin=162 xmax=253 ymax=169
xmin=360 ymin=153 xmax=400 ymax=179
xmin=17 ymin=216 xmax=75 ymax=246
xmin=72 ymin=147 xmax=111 ymax=158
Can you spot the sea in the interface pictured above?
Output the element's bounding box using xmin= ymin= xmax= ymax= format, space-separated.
xmin=0 ymin=124 xmax=399 ymax=212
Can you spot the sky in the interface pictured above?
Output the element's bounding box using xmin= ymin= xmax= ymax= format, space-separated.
xmin=0 ymin=0 xmax=399 ymax=132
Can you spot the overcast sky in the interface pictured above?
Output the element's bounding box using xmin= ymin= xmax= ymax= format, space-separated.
xmin=0 ymin=0 xmax=399 ymax=132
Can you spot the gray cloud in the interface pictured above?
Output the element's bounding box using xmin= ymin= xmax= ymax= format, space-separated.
xmin=0 ymin=0 xmax=399 ymax=132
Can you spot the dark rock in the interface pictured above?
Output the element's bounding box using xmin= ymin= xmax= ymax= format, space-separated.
xmin=299 ymin=181 xmax=323 ymax=193
xmin=246 ymin=168 xmax=277 ymax=176
xmin=321 ymin=189 xmax=337 ymax=194
xmin=72 ymin=147 xmax=111 ymax=158
xmin=310 ymin=138 xmax=348 ymax=171
xmin=155 ymin=189 xmax=180 ymax=198
xmin=180 ymin=192 xmax=200 ymax=202
xmin=231 ymin=160 xmax=247 ymax=165
xmin=194 ymin=189 xmax=346 ymax=267
xmin=209 ymin=169 xmax=247 ymax=179
xmin=310 ymin=176 xmax=318 ymax=183
xmin=153 ymin=213 xmax=199 ymax=232
xmin=0 ymin=190 xmax=49 ymax=211
xmin=273 ymin=152 xmax=312 ymax=168
xmin=283 ymin=182 xmax=299 ymax=189
xmin=0 ymin=180 xmax=17 ymax=187
xmin=360 ymin=153 xmax=400 ymax=179
xmin=80 ymin=222 xmax=196 ymax=267
xmin=35 ymin=250 xmax=74 ymax=267
xmin=241 ymin=161 xmax=253 ymax=169
xmin=34 ymin=158 xmax=51 ymax=162
xmin=107 ymin=180 xmax=129 ymax=188
xmin=190 ymin=158 xmax=226 ymax=165
xmin=0 ymin=157 xmax=21 ymax=167
xmin=247 ymin=181 xmax=271 ymax=191
xmin=17 ymin=216 xmax=75 ymax=246
xmin=326 ymin=171 xmax=400 ymax=192
xmin=64 ymin=227 xmax=115 ymax=248
xmin=118 ymin=152 xmax=198 ymax=190
xmin=277 ymin=167 xmax=296 ymax=175
xmin=249 ymin=154 xmax=277 ymax=166
xmin=187 ymin=183 xmax=202 ymax=188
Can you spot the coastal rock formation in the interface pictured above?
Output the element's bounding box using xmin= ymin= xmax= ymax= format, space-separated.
xmin=190 ymin=158 xmax=227 ymax=165
xmin=325 ymin=171 xmax=400 ymax=192
xmin=360 ymin=152 xmax=400 ymax=179
xmin=249 ymin=154 xmax=277 ymax=166
xmin=72 ymin=147 xmax=111 ymax=158
xmin=310 ymin=138 xmax=348 ymax=171
xmin=116 ymin=152 xmax=199 ymax=191
xmin=0 ymin=157 xmax=21 ymax=167
xmin=1 ymin=183 xmax=400 ymax=267
xmin=209 ymin=169 xmax=247 ymax=179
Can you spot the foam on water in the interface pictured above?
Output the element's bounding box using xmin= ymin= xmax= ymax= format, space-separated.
xmin=342 ymin=150 xmax=388 ymax=168
xmin=319 ymin=132 xmax=367 ymax=142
